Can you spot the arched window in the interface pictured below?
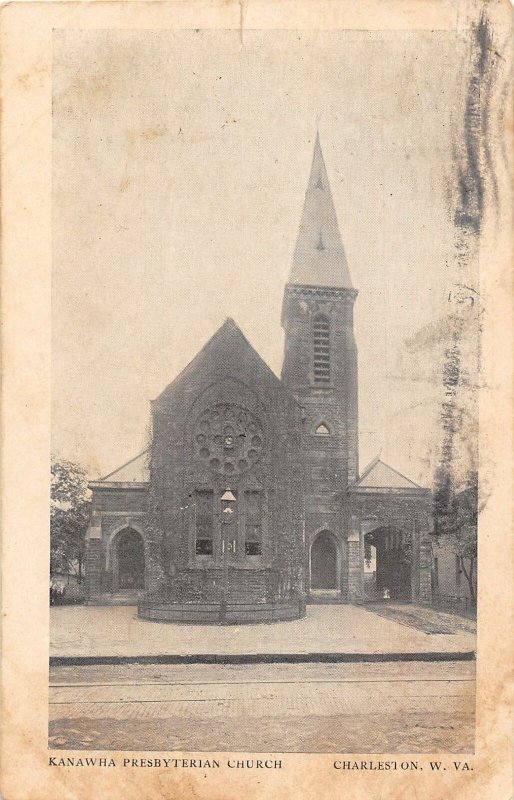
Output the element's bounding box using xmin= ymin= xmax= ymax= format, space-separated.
xmin=244 ymin=490 xmax=263 ymax=556
xmin=195 ymin=490 xmax=214 ymax=555
xmin=315 ymin=423 xmax=330 ymax=436
xmin=313 ymin=314 xmax=330 ymax=383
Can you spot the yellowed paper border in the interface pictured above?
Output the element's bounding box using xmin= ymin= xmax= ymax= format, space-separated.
xmin=1 ymin=2 xmax=513 ymax=798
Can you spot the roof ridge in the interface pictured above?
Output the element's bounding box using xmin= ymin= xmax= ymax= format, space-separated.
xmin=152 ymin=318 xmax=242 ymax=403
xmin=356 ymin=457 xmax=422 ymax=489
xmin=358 ymin=454 xmax=381 ymax=482
xmin=374 ymin=459 xmax=422 ymax=489
xmin=153 ymin=318 xmax=301 ymax=409
xmin=99 ymin=449 xmax=149 ymax=481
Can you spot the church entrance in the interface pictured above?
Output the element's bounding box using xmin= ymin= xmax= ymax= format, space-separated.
xmin=364 ymin=527 xmax=412 ymax=601
xmin=115 ymin=528 xmax=145 ymax=590
xmin=310 ymin=531 xmax=338 ymax=590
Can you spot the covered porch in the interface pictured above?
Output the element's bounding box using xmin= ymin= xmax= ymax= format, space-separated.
xmin=347 ymin=458 xmax=433 ymax=604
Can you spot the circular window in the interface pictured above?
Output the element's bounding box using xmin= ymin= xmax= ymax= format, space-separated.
xmin=194 ymin=403 xmax=264 ymax=475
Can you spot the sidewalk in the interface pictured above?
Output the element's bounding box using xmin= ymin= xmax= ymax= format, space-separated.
xmin=50 ymin=604 xmax=476 ymax=664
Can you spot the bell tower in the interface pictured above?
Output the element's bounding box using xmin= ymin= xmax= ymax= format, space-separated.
xmin=281 ymin=134 xmax=359 ymax=597
xmin=281 ymin=133 xmax=358 ymax=484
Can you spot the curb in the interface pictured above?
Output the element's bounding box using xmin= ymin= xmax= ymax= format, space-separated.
xmin=50 ymin=650 xmax=476 ymax=666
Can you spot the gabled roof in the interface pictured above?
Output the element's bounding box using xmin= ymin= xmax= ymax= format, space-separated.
xmin=354 ymin=457 xmax=422 ymax=490
xmin=153 ymin=317 xmax=298 ymax=409
xmin=98 ymin=450 xmax=149 ymax=482
xmin=288 ymin=133 xmax=353 ymax=289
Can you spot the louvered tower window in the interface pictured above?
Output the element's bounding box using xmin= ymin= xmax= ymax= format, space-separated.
xmin=313 ymin=314 xmax=330 ymax=383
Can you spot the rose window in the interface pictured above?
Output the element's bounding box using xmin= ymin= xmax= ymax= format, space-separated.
xmin=194 ymin=404 xmax=263 ymax=475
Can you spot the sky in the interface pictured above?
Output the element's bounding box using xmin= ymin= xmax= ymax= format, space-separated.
xmin=52 ymin=28 xmax=472 ymax=484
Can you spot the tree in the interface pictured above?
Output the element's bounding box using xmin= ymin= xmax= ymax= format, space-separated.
xmin=433 ymin=469 xmax=478 ymax=604
xmin=50 ymin=458 xmax=91 ymax=583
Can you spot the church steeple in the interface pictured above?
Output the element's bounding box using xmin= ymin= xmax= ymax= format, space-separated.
xmin=288 ymin=133 xmax=352 ymax=289
xmin=281 ymin=134 xmax=359 ymax=484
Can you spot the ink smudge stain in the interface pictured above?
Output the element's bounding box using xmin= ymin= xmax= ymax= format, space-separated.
xmin=434 ymin=8 xmax=506 ymax=549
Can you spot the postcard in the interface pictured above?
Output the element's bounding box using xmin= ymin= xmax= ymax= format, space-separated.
xmin=1 ymin=1 xmax=512 ymax=798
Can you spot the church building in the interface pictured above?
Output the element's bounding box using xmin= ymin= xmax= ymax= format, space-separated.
xmin=85 ymin=135 xmax=434 ymax=623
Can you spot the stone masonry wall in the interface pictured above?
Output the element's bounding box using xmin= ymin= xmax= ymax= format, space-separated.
xmin=85 ymin=485 xmax=148 ymax=598
xmin=350 ymin=489 xmax=433 ymax=604
xmin=146 ymin=322 xmax=305 ymax=603
xmin=281 ymin=285 xmax=359 ymax=595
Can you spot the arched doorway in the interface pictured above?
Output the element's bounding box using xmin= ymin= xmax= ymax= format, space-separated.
xmin=310 ymin=531 xmax=338 ymax=590
xmin=364 ymin=526 xmax=411 ymax=601
xmin=115 ymin=528 xmax=145 ymax=590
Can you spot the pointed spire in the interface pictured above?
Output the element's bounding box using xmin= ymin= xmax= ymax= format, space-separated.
xmin=288 ymin=133 xmax=352 ymax=289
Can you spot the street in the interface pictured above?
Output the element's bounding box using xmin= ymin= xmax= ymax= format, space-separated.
xmin=49 ymin=660 xmax=475 ymax=753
